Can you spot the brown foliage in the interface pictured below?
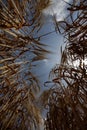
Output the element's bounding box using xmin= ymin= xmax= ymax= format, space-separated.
xmin=45 ymin=0 xmax=87 ymax=130
xmin=0 ymin=0 xmax=51 ymax=129
xmin=55 ymin=0 xmax=87 ymax=59
xmin=45 ymin=61 xmax=87 ymax=130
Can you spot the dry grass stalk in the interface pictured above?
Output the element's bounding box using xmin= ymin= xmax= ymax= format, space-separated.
xmin=0 ymin=0 xmax=51 ymax=129
xmin=45 ymin=0 xmax=87 ymax=129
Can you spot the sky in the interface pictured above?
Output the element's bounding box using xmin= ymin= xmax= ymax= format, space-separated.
xmin=12 ymin=0 xmax=71 ymax=114
xmin=42 ymin=0 xmax=70 ymax=21
xmin=13 ymin=0 xmax=71 ymax=96
xmin=32 ymin=0 xmax=70 ymax=89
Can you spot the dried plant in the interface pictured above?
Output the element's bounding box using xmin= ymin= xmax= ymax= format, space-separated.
xmin=45 ymin=61 xmax=87 ymax=130
xmin=45 ymin=0 xmax=87 ymax=130
xmin=55 ymin=0 xmax=87 ymax=59
xmin=0 ymin=0 xmax=51 ymax=129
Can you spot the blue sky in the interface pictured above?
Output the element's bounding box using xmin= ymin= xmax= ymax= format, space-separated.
xmin=13 ymin=0 xmax=71 ymax=93
xmin=31 ymin=0 xmax=70 ymax=88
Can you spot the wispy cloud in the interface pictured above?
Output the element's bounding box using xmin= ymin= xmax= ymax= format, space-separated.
xmin=42 ymin=0 xmax=70 ymax=21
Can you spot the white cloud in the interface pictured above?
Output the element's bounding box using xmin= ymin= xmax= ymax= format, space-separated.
xmin=42 ymin=0 xmax=70 ymax=21
xmin=43 ymin=59 xmax=48 ymax=65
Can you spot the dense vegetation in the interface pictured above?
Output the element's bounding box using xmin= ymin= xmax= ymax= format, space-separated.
xmin=45 ymin=0 xmax=87 ymax=130
xmin=0 ymin=0 xmax=50 ymax=129
xmin=0 ymin=0 xmax=87 ymax=130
